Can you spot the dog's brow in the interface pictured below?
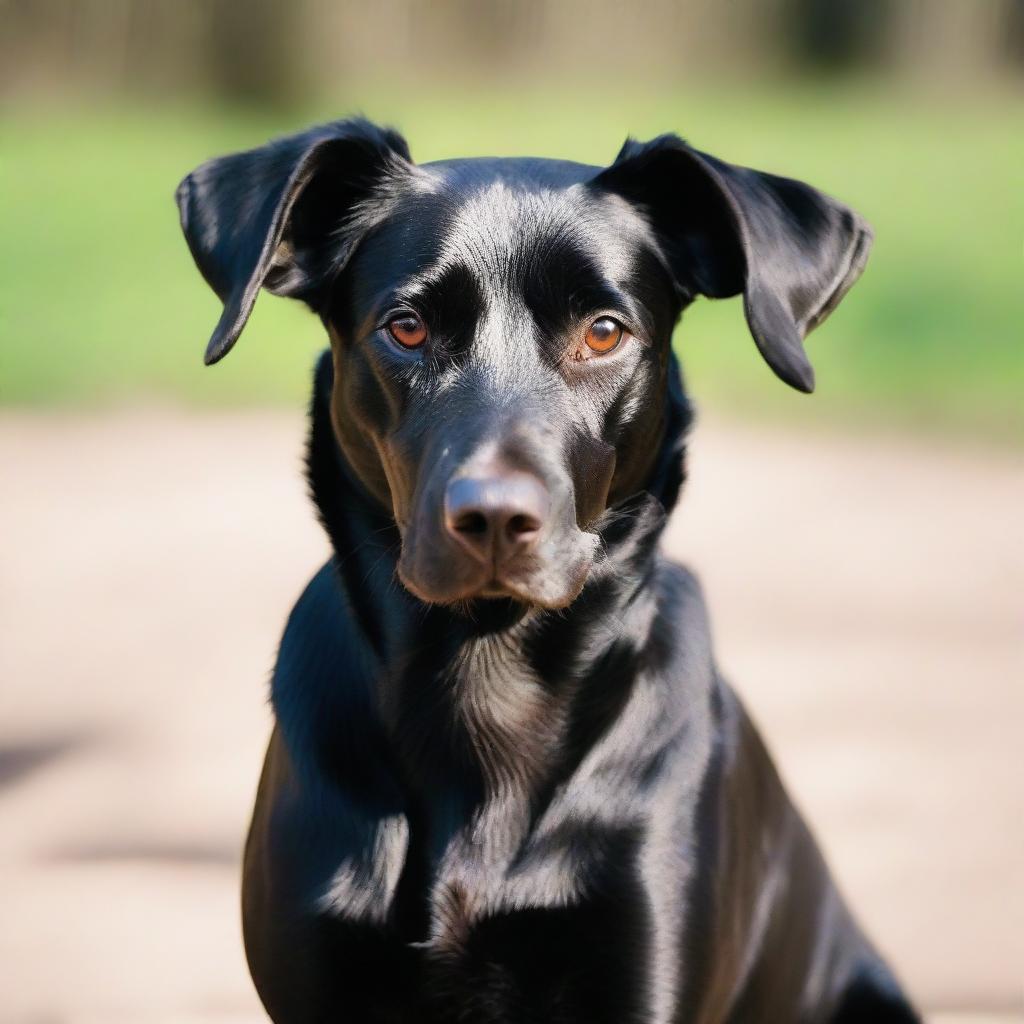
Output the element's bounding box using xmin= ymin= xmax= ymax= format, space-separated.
xmin=365 ymin=257 xmax=485 ymax=327
xmin=364 ymin=270 xmax=443 ymax=317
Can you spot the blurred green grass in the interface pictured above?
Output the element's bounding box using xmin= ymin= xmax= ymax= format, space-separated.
xmin=2 ymin=84 xmax=1022 ymax=441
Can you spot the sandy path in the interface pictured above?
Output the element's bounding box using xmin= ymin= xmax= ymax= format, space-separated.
xmin=0 ymin=410 xmax=1021 ymax=1022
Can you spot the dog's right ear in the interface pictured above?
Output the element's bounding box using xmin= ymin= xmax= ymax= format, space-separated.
xmin=176 ymin=118 xmax=412 ymax=365
xmin=594 ymin=135 xmax=872 ymax=393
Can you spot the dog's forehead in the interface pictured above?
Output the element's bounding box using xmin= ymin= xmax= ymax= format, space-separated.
xmin=440 ymin=180 xmax=584 ymax=266
xmin=343 ymin=157 xmax=665 ymax=326
xmin=402 ymin=161 xmax=658 ymax=293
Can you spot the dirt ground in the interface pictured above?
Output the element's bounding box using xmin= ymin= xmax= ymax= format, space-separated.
xmin=1 ymin=410 xmax=1021 ymax=1023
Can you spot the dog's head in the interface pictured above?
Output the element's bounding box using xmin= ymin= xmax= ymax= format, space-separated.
xmin=177 ymin=118 xmax=870 ymax=608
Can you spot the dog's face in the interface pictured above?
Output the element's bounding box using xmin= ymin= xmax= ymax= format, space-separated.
xmin=178 ymin=119 xmax=870 ymax=608
xmin=324 ymin=164 xmax=680 ymax=607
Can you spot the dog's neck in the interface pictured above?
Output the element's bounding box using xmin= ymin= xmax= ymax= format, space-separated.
xmin=296 ymin=351 xmax=689 ymax=822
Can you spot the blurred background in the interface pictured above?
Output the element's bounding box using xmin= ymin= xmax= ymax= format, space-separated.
xmin=1 ymin=1 xmax=1021 ymax=1021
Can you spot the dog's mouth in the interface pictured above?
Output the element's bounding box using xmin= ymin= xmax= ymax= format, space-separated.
xmin=474 ymin=568 xmax=586 ymax=606
xmin=396 ymin=531 xmax=598 ymax=611
xmin=479 ymin=580 xmax=518 ymax=598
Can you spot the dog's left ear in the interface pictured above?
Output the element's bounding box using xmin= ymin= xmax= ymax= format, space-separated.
xmin=593 ymin=134 xmax=872 ymax=392
xmin=176 ymin=117 xmax=413 ymax=365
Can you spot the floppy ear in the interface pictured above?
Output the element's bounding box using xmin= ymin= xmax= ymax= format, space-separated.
xmin=175 ymin=117 xmax=412 ymax=365
xmin=593 ymin=134 xmax=872 ymax=392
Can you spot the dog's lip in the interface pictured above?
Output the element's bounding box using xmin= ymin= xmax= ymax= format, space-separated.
xmin=398 ymin=525 xmax=599 ymax=609
xmin=397 ymin=562 xmax=583 ymax=610
xmin=442 ymin=574 xmax=530 ymax=602
xmin=465 ymin=578 xmax=565 ymax=608
xmin=478 ymin=579 xmax=519 ymax=599
xmin=473 ymin=567 xmax=590 ymax=609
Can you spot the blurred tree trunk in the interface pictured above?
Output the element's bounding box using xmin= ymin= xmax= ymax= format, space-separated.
xmin=204 ymin=0 xmax=307 ymax=105
xmin=887 ymin=0 xmax=1020 ymax=79
xmin=783 ymin=0 xmax=893 ymax=72
xmin=1006 ymin=0 xmax=1024 ymax=67
xmin=1 ymin=0 xmax=1019 ymax=101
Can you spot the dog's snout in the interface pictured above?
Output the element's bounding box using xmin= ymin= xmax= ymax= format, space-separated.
xmin=444 ymin=473 xmax=549 ymax=565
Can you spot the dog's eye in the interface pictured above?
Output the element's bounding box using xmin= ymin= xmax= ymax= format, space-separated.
xmin=584 ymin=317 xmax=624 ymax=354
xmin=387 ymin=313 xmax=428 ymax=349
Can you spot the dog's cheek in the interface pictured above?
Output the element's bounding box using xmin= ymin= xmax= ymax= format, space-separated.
xmin=397 ymin=521 xmax=485 ymax=604
xmin=571 ymin=436 xmax=616 ymax=528
xmin=530 ymin=529 xmax=600 ymax=608
xmin=329 ymin=339 xmax=426 ymax=519
xmin=605 ymin=380 xmax=666 ymax=502
xmin=326 ymin=388 xmax=391 ymax=513
xmin=383 ymin=403 xmax=453 ymax=534
xmin=391 ymin=456 xmax=456 ymax=599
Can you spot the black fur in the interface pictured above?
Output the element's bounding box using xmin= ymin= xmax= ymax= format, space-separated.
xmin=177 ymin=118 xmax=916 ymax=1022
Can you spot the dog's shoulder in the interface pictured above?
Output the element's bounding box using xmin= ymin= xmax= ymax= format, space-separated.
xmin=653 ymin=556 xmax=713 ymax=640
xmin=274 ymin=559 xmax=356 ymax=681
xmin=270 ymin=560 xmax=382 ymax=760
xmin=654 ymin=556 xmax=705 ymax=603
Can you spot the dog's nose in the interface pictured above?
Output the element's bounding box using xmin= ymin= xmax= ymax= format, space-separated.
xmin=444 ymin=473 xmax=549 ymax=566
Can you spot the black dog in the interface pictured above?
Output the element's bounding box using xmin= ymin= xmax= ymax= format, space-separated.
xmin=177 ymin=118 xmax=918 ymax=1023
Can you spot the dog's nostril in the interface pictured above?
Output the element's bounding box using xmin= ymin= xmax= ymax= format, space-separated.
xmin=444 ymin=472 xmax=549 ymax=565
xmin=454 ymin=510 xmax=489 ymax=536
xmin=506 ymin=513 xmax=540 ymax=539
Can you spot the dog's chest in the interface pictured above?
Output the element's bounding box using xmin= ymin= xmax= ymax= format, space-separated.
xmin=315 ymin=785 xmax=589 ymax=937
xmin=305 ymin=635 xmax=702 ymax=1020
xmin=316 ymin=803 xmax=658 ymax=1023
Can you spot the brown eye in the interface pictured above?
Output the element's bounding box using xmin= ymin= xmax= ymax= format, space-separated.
xmin=387 ymin=313 xmax=427 ymax=349
xmin=584 ymin=316 xmax=623 ymax=354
